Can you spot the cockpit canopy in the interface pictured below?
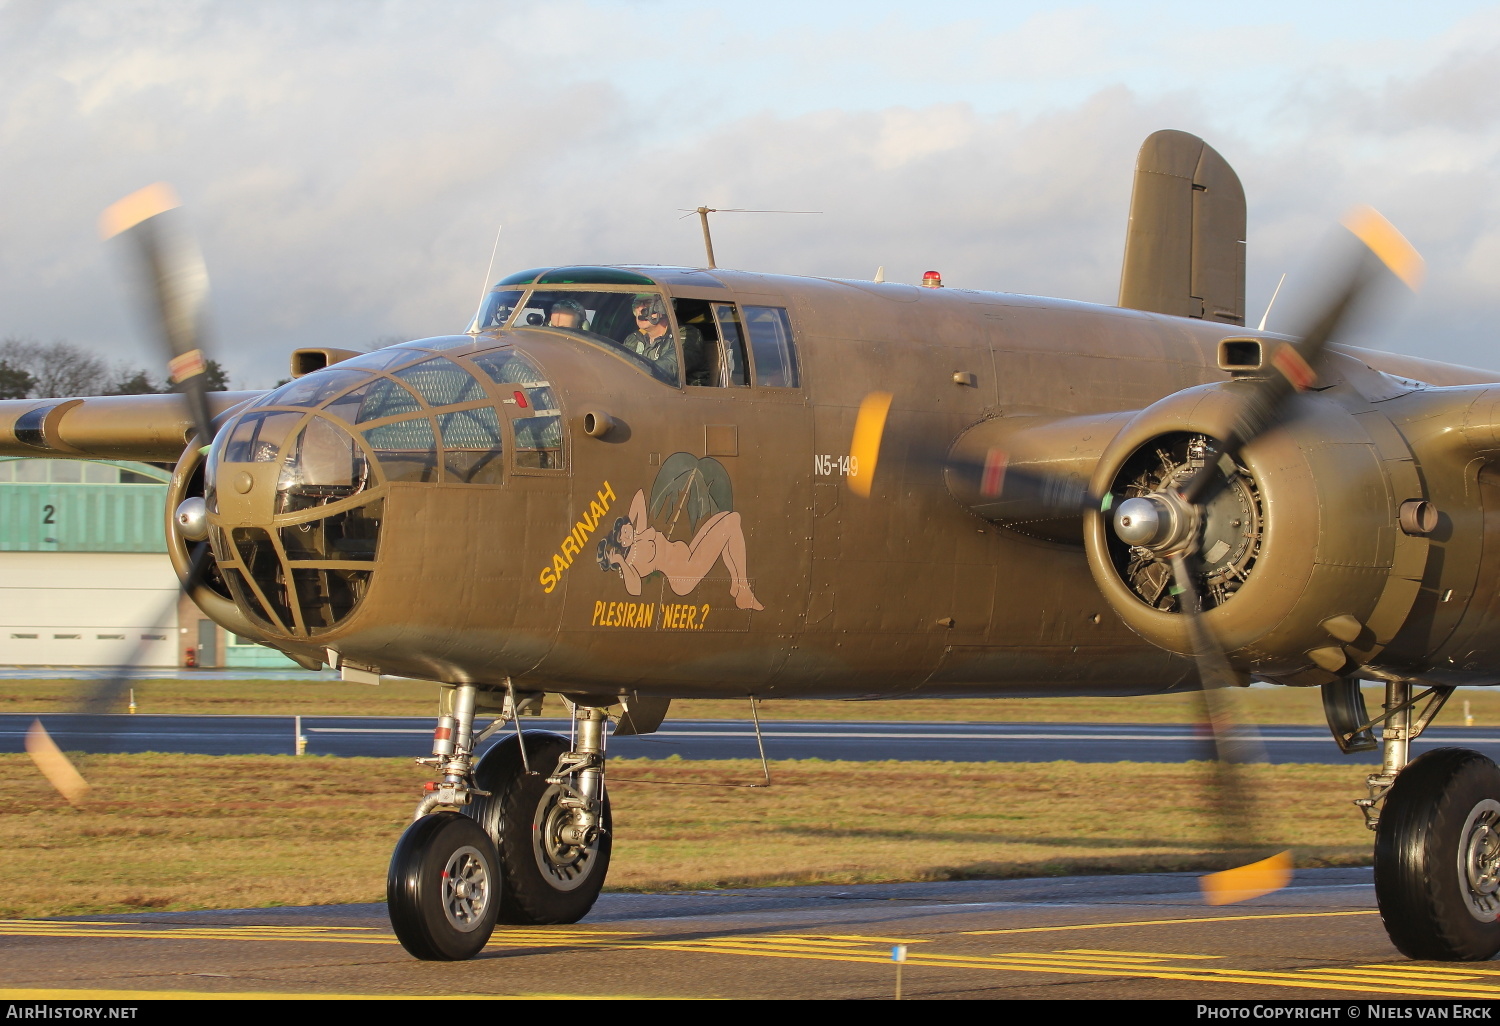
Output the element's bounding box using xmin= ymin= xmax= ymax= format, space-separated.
xmin=471 ymin=265 xmax=801 ymax=390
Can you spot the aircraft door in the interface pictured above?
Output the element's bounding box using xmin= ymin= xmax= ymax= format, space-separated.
xmin=196 ymin=619 xmax=218 ymax=667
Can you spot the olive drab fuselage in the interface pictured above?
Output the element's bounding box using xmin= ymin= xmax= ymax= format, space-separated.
xmin=154 ymin=266 xmax=1500 ymax=699
xmin=5 ymin=264 xmax=1500 ymax=700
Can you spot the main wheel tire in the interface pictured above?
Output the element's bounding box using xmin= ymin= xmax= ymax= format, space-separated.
xmin=466 ymin=730 xmax=612 ymax=925
xmin=387 ymin=811 xmax=499 ymax=960
xmin=1374 ymin=747 xmax=1500 ymax=961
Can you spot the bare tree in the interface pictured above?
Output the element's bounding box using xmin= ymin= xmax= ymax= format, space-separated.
xmin=105 ymin=366 xmax=159 ymax=395
xmin=0 ymin=360 xmax=34 ymax=399
xmin=0 ymin=337 xmax=109 ymax=397
xmin=0 ymin=338 xmax=227 ymax=397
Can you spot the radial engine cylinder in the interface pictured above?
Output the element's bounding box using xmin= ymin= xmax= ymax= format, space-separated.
xmin=1081 ymin=381 xmax=1430 ymax=684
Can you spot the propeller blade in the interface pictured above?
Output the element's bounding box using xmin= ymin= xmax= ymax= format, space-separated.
xmin=26 ymin=193 xmax=228 ymax=805
xmin=24 ymin=719 xmax=90 ymax=805
xmin=847 ymin=391 xmax=892 ymax=498
xmin=1180 ymin=207 xmax=1424 ymax=506
xmin=1169 ymin=553 xmax=1264 ymax=761
xmin=100 ymin=182 xmax=216 ymax=445
xmin=1169 ymin=552 xmax=1290 ymax=902
xmin=1201 ymin=850 xmax=1294 ymax=906
xmin=28 ymin=575 xmax=203 ymax=803
xmin=946 ymin=447 xmax=1106 ymax=514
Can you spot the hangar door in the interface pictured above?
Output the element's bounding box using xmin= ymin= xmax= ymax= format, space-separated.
xmin=0 ymin=552 xmax=178 ymax=667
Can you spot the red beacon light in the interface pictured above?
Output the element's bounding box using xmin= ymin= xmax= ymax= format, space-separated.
xmin=921 ymin=270 xmax=943 ymax=288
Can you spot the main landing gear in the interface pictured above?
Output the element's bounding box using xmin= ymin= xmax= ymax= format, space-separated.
xmin=1331 ymin=677 xmax=1500 ymax=960
xmin=387 ymin=684 xmax=613 ymax=961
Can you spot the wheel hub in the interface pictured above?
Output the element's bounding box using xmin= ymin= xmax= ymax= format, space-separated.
xmin=441 ymin=844 xmax=491 ymax=932
xmin=1461 ymin=799 xmax=1500 ymax=922
xmin=533 ymin=785 xmax=601 ymax=891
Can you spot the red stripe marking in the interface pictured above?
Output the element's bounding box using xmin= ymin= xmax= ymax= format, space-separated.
xmin=168 ymin=349 xmax=206 ymax=384
xmin=980 ymin=449 xmax=1008 ymax=498
xmin=1271 ymin=344 xmax=1317 ymax=391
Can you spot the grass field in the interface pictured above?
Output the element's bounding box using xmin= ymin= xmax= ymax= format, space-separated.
xmin=0 ymin=752 xmax=1375 ymax=918
xmin=5 ymin=676 xmax=1500 ymax=725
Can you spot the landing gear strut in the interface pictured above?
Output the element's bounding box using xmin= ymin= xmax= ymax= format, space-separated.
xmin=387 ymin=685 xmax=613 ymax=960
xmin=1354 ymin=679 xmax=1500 ymax=960
xmin=470 ymin=710 xmax=613 ymax=924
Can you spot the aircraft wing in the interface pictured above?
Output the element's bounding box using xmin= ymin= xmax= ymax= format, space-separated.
xmin=0 ymin=391 xmax=262 ymax=462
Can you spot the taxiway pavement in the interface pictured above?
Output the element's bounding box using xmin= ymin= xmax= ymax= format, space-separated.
xmin=4 ymin=713 xmax=1500 ymax=764
xmin=4 ymin=869 xmax=1496 ymax=1000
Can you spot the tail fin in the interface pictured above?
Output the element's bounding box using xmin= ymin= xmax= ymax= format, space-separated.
xmin=1118 ymin=130 xmax=1246 ymax=326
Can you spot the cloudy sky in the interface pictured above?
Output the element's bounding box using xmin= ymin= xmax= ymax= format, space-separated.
xmin=4 ymin=0 xmax=1500 ymax=387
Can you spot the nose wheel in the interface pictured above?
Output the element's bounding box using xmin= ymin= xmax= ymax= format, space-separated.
xmin=1375 ymin=747 xmax=1500 ymax=961
xmin=387 ymin=811 xmax=499 ymax=961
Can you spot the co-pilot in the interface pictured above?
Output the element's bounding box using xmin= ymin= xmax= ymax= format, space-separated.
xmin=548 ymin=298 xmax=587 ymax=330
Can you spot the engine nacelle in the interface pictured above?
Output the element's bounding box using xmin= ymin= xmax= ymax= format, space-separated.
xmin=1082 ymin=381 xmax=1430 ymax=683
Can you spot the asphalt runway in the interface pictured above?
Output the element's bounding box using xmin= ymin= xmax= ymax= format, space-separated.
xmin=6 ymin=713 xmax=1500 ymax=764
xmin=6 ymin=868 xmax=1500 ymax=1000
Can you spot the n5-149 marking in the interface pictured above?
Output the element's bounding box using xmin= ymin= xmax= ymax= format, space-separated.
xmin=814 ymin=454 xmax=858 ymax=477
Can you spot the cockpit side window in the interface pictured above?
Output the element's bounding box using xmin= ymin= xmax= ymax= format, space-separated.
xmin=679 ymin=300 xmax=750 ymax=388
xmin=743 ymin=306 xmax=800 ymax=388
xmin=508 ymin=289 xmax=679 ymax=386
xmin=672 ymin=299 xmax=713 ymax=386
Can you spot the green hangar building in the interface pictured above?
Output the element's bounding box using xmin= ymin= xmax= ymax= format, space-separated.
xmin=0 ymin=457 xmax=295 ymax=669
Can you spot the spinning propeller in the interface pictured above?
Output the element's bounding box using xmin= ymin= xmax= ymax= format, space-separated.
xmin=25 ymin=184 xmax=224 ymax=804
xmin=849 ymin=206 xmax=1426 ymax=903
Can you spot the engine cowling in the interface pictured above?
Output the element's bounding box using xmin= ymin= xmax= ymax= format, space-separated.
xmin=1082 ymin=381 xmax=1429 ymax=684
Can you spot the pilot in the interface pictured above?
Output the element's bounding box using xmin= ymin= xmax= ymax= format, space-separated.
xmin=622 ymin=295 xmax=703 ymax=383
xmin=548 ymin=298 xmax=587 ymax=330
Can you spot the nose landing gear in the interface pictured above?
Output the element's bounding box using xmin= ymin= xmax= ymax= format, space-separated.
xmin=386 ymin=685 xmax=614 ymax=960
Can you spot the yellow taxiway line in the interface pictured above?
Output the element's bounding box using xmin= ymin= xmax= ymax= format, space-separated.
xmin=0 ymin=989 xmax=643 ymax=1001
xmin=5 ymin=912 xmax=1497 ymax=999
xmin=963 ymin=908 xmax=1381 ymax=935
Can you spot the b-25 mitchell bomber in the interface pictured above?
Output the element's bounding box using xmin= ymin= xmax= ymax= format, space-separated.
xmin=9 ymin=130 xmax=1500 ymax=964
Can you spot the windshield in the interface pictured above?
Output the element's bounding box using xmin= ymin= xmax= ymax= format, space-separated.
xmin=474 ymin=289 xmax=526 ymax=331
xmin=511 ymin=289 xmax=678 ymax=385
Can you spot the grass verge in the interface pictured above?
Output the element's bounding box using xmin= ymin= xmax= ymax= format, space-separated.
xmin=0 ymin=752 xmax=1373 ymax=918
xmin=6 ymin=677 xmax=1500 ymax=725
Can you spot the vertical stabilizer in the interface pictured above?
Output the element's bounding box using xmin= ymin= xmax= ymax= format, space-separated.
xmin=1118 ymin=130 xmax=1245 ymax=325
